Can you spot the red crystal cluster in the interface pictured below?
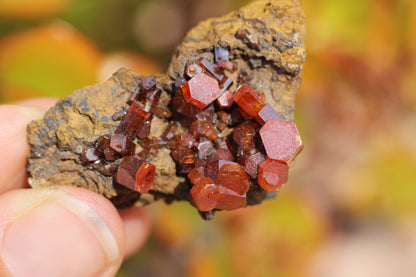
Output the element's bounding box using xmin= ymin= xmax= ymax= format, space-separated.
xmin=169 ymin=46 xmax=303 ymax=213
xmin=80 ymin=76 xmax=160 ymax=193
xmin=80 ymin=46 xmax=302 ymax=216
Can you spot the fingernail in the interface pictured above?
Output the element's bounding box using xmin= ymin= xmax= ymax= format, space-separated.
xmin=1 ymin=190 xmax=120 ymax=277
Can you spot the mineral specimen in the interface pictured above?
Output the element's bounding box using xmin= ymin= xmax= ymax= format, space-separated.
xmin=27 ymin=0 xmax=306 ymax=219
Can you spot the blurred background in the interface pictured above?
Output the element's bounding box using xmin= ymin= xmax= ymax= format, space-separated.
xmin=1 ymin=0 xmax=416 ymax=276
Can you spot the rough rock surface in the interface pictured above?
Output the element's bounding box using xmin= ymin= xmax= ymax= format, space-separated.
xmin=27 ymin=0 xmax=305 ymax=208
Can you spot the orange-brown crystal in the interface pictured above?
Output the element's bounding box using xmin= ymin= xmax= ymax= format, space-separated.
xmin=135 ymin=161 xmax=156 ymax=193
xmin=213 ymin=186 xmax=246 ymax=210
xmin=216 ymin=163 xmax=250 ymax=194
xmin=233 ymin=84 xmax=265 ymax=117
xmin=258 ymin=159 xmax=288 ymax=191
xmin=190 ymin=177 xmax=218 ymax=211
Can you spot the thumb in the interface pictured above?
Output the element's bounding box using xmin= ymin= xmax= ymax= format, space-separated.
xmin=0 ymin=187 xmax=125 ymax=277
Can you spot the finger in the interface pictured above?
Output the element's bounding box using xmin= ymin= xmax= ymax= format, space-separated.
xmin=16 ymin=98 xmax=58 ymax=110
xmin=0 ymin=105 xmax=46 ymax=193
xmin=0 ymin=186 xmax=130 ymax=277
xmin=119 ymin=206 xmax=151 ymax=258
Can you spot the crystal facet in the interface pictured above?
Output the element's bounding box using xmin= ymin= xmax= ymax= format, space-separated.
xmin=259 ymin=119 xmax=303 ymax=163
xmin=109 ymin=134 xmax=135 ymax=156
xmin=190 ymin=177 xmax=218 ymax=211
xmin=233 ymin=84 xmax=264 ymax=117
xmin=116 ymin=155 xmax=143 ymax=190
xmin=135 ymin=161 xmax=156 ymax=193
xmin=182 ymin=73 xmax=221 ymax=109
xmin=258 ymin=159 xmax=288 ymax=191
xmin=256 ymin=104 xmax=283 ymax=125
xmin=186 ymin=63 xmax=203 ymax=79
xmin=212 ymin=186 xmax=246 ymax=210
xmin=216 ymin=163 xmax=250 ymax=194
xmin=141 ymin=76 xmax=156 ymax=93
xmin=217 ymin=90 xmax=234 ymax=108
xmin=80 ymin=148 xmax=99 ymax=164
xmin=244 ymin=151 xmax=266 ymax=178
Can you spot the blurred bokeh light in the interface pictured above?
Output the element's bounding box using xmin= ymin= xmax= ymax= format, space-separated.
xmin=1 ymin=0 xmax=415 ymax=276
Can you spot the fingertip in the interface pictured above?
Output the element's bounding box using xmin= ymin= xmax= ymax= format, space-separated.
xmin=119 ymin=206 xmax=151 ymax=258
xmin=16 ymin=98 xmax=58 ymax=110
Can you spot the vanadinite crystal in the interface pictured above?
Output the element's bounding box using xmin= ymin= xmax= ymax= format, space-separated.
xmin=182 ymin=72 xmax=221 ymax=109
xmin=259 ymin=119 xmax=303 ymax=163
xmin=116 ymin=103 xmax=150 ymax=139
xmin=216 ymin=162 xmax=250 ymax=194
xmin=109 ymin=134 xmax=135 ymax=156
xmin=258 ymin=159 xmax=288 ymax=191
xmin=190 ymin=177 xmax=218 ymax=211
xmin=80 ymin=148 xmax=99 ymax=164
xmin=116 ymin=155 xmax=155 ymax=193
xmin=233 ymin=84 xmax=265 ymax=117
xmin=217 ymin=90 xmax=234 ymax=108
xmin=116 ymin=155 xmax=143 ymax=191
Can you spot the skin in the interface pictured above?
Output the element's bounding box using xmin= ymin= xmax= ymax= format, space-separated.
xmin=0 ymin=99 xmax=151 ymax=277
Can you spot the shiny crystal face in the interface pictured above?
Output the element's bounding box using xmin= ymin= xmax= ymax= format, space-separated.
xmin=79 ymin=45 xmax=302 ymax=218
xmin=182 ymin=72 xmax=221 ymax=109
xmin=258 ymin=159 xmax=289 ymax=191
xmin=259 ymin=119 xmax=303 ymax=163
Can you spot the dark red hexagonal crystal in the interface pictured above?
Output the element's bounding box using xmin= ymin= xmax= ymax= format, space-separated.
xmin=116 ymin=103 xmax=151 ymax=139
xmin=80 ymin=147 xmax=99 ymax=164
xmin=259 ymin=119 xmax=303 ymax=163
xmin=216 ymin=140 xmax=234 ymax=161
xmin=94 ymin=134 xmax=111 ymax=156
xmin=258 ymin=159 xmax=288 ymax=191
xmin=109 ymin=134 xmax=135 ymax=156
xmin=172 ymin=89 xmax=201 ymax=117
xmin=182 ymin=73 xmax=221 ymax=109
xmin=116 ymin=155 xmax=155 ymax=193
xmin=233 ymin=121 xmax=259 ymax=150
xmin=116 ymin=155 xmax=143 ymax=191
xmin=103 ymin=147 xmax=120 ymax=161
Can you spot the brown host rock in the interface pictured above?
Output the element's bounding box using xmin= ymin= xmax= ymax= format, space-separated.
xmin=27 ymin=0 xmax=305 ymax=213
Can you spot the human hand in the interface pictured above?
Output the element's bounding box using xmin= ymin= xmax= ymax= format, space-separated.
xmin=0 ymin=99 xmax=151 ymax=277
